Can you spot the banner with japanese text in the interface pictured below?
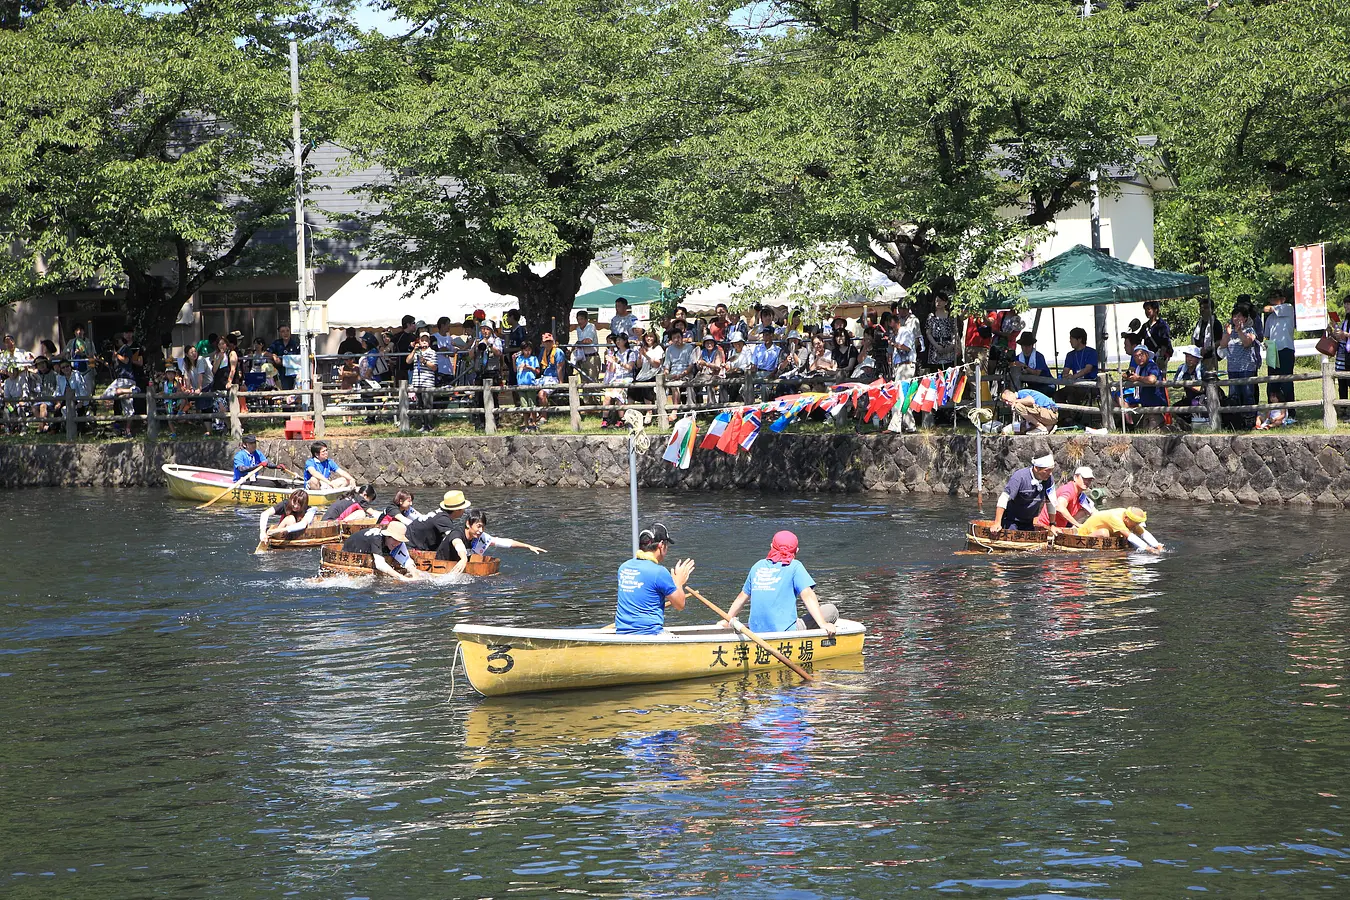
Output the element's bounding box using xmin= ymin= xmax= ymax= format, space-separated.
xmin=1292 ymin=243 xmax=1327 ymax=331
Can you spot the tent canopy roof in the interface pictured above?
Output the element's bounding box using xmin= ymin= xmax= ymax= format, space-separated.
xmin=573 ymin=276 xmax=662 ymax=308
xmin=991 ymin=245 xmax=1209 ymax=309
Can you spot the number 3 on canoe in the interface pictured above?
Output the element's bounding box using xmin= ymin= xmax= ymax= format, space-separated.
xmin=485 ymin=644 xmax=515 ymax=674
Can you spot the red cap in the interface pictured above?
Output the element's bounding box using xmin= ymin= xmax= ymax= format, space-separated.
xmin=473 ymin=309 xmax=486 ymax=319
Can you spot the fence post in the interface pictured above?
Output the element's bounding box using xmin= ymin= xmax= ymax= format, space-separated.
xmin=312 ymin=383 xmax=326 ymax=438
xmin=65 ymin=385 xmax=78 ymax=441
xmin=482 ymin=379 xmax=497 ymax=435
xmin=1204 ymin=375 xmax=1223 ymax=433
xmin=228 ymin=386 xmax=242 ymax=440
xmin=1322 ymin=353 xmax=1338 ymax=432
xmin=1096 ymin=372 xmax=1112 ymax=432
xmin=397 ymin=383 xmax=411 ymax=432
xmin=568 ymin=374 xmax=581 ymax=432
xmin=146 ymin=383 xmax=159 ymax=441
xmin=654 ymin=371 xmax=667 ymax=431
xmin=743 ymin=367 xmax=754 ymax=406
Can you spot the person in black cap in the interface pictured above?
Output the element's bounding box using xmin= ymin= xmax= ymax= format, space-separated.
xmin=232 ymin=434 xmax=282 ymax=482
xmin=614 ymin=523 xmax=695 ymax=635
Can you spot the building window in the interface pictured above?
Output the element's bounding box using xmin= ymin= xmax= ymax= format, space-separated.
xmin=198 ymin=291 xmax=295 ymax=345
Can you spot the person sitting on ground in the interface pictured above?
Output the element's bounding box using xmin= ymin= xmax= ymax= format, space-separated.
xmin=434 ymin=508 xmax=545 ymax=573
xmin=1078 ymin=506 xmax=1164 ymax=553
xmin=341 ymin=520 xmax=422 ymax=581
xmin=722 ymin=530 xmax=838 ymax=636
xmin=406 ymin=490 xmax=472 ymax=551
xmin=990 ymin=453 xmax=1056 ymax=533
xmin=376 ymin=489 xmax=418 ymax=526
xmin=1001 ymin=387 xmax=1059 ymax=434
xmin=303 ymin=440 xmax=356 ymax=491
xmin=233 ymin=434 xmax=283 ymax=482
xmin=323 ymin=483 xmax=379 ymax=522
xmin=614 ymin=523 xmax=695 ymax=635
xmin=258 ymin=488 xmax=315 ymax=542
xmin=1034 ymin=465 xmax=1097 ymax=530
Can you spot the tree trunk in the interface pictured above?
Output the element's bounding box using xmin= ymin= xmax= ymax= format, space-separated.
xmin=123 ymin=271 xmax=187 ymax=371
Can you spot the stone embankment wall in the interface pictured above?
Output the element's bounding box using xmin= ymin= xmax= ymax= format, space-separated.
xmin=2 ymin=433 xmax=1349 ymax=506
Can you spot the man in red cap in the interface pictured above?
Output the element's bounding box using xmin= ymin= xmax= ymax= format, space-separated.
xmin=723 ymin=531 xmax=837 ymax=636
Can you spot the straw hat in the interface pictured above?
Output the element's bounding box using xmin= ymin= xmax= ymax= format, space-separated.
xmin=382 ymin=520 xmax=409 ymax=543
xmin=438 ymin=490 xmax=471 ymax=512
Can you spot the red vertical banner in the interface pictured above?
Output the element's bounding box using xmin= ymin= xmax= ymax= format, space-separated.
xmin=1292 ymin=243 xmax=1328 ymax=331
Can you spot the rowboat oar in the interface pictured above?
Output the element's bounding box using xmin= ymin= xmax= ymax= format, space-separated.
xmin=686 ymin=587 xmax=814 ymax=684
xmin=196 ymin=467 xmax=260 ymax=510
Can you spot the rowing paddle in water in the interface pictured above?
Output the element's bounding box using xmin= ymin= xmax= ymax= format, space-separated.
xmin=197 ymin=467 xmax=260 ymax=510
xmin=686 ymin=587 xmax=815 ymax=684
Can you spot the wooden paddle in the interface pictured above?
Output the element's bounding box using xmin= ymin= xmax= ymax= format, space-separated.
xmin=197 ymin=467 xmax=259 ymax=510
xmin=686 ymin=587 xmax=815 ymax=684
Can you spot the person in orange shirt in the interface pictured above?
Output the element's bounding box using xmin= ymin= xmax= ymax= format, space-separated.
xmin=1035 ymin=466 xmax=1097 ymax=530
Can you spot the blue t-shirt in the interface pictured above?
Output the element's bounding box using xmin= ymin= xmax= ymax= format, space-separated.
xmin=305 ymin=457 xmax=338 ymax=481
xmin=515 ymin=354 xmax=540 ymax=386
xmin=1063 ymin=347 xmax=1099 ymax=379
xmin=742 ymin=559 xmax=816 ymax=633
xmin=1015 ymin=389 xmax=1058 ymax=410
xmin=1130 ymin=359 xmax=1167 ymax=407
xmin=233 ymin=448 xmax=266 ymax=481
xmin=615 ymin=558 xmax=678 ymax=635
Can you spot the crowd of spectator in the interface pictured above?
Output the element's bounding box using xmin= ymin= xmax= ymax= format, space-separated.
xmin=3 ymin=288 xmax=1347 ymax=436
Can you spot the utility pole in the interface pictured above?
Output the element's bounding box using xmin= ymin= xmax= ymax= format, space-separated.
xmin=1083 ymin=0 xmax=1107 ymax=364
xmin=289 ymin=40 xmax=312 ymax=393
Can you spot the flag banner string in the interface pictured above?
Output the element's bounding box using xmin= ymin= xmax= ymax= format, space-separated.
xmin=659 ymin=361 xmax=981 ymax=466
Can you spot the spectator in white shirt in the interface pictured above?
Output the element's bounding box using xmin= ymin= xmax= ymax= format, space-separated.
xmin=610 ymin=298 xmax=638 ymax=338
xmin=1263 ymin=290 xmax=1296 ymax=409
xmin=572 ymin=310 xmax=600 ymax=382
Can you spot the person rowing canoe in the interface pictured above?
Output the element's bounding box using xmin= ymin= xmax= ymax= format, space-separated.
xmin=258 ymin=489 xmax=314 ymax=542
xmin=233 ymin=434 xmax=284 ymax=482
xmin=433 ymin=509 xmax=546 ymax=576
xmin=1077 ymin=507 xmax=1164 ymax=554
xmin=340 ymin=520 xmax=423 ymax=582
xmin=614 ymin=523 xmax=695 ymax=635
xmin=721 ymin=530 xmax=837 ymax=636
xmin=990 ymin=452 xmax=1055 ymax=533
xmin=322 ymin=484 xmax=378 ymax=522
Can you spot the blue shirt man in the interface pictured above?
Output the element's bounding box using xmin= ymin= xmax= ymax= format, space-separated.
xmin=1128 ymin=349 xmax=1167 ymax=407
xmin=305 ymin=456 xmax=338 ymax=481
xmin=232 ymin=436 xmax=273 ymax=481
xmin=724 ymin=531 xmax=838 ymax=637
xmin=1063 ymin=345 xmax=1099 ymax=380
xmin=750 ymin=338 xmax=781 ymax=373
xmin=993 ymin=456 xmax=1056 ymax=531
xmin=1014 ymin=388 xmax=1057 ymax=410
xmin=615 ymin=524 xmax=694 ymax=635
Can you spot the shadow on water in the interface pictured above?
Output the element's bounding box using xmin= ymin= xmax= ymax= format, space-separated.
xmin=0 ymin=487 xmax=1346 ymax=898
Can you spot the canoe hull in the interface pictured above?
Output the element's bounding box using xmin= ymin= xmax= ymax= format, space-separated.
xmin=965 ymin=519 xmax=1129 ymax=553
xmin=163 ymin=464 xmax=344 ymax=506
xmin=320 ymin=545 xmax=500 ymax=577
xmin=454 ymin=620 xmax=867 ymax=696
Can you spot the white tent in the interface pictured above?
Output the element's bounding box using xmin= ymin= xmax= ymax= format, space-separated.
xmin=680 ymin=247 xmax=894 ymax=313
xmin=325 ymin=262 xmax=612 ymax=329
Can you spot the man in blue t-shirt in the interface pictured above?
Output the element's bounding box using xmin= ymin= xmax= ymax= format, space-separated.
xmin=723 ymin=531 xmax=838 ymax=636
xmin=303 ymin=440 xmax=356 ymax=490
xmin=1001 ymin=387 xmax=1059 ymax=434
xmin=991 ymin=453 xmax=1056 ymax=532
xmin=232 ymin=434 xmax=281 ymax=482
xmin=615 ymin=523 xmax=695 ymax=635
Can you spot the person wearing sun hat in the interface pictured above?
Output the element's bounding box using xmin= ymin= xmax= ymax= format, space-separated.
xmin=991 ymin=452 xmax=1056 ymax=533
xmin=723 ymin=530 xmax=838 ymax=636
xmin=405 ymin=490 xmax=472 ymax=552
xmin=1077 ymin=506 xmax=1164 ymax=553
xmin=341 ymin=518 xmax=423 ymax=581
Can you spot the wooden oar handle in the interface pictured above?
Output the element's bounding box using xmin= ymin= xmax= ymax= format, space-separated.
xmin=686 ymin=587 xmax=814 ymax=683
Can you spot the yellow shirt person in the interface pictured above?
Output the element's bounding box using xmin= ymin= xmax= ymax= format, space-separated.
xmin=1078 ymin=507 xmax=1164 ymax=553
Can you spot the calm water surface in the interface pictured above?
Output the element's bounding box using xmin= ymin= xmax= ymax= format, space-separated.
xmin=0 ymin=487 xmax=1346 ymax=898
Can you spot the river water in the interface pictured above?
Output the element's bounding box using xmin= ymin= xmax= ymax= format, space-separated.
xmin=0 ymin=487 xmax=1346 ymax=898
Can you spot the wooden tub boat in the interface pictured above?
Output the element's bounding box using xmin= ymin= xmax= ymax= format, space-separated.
xmin=319 ymin=544 xmax=501 ymax=577
xmin=256 ymin=520 xmax=344 ymax=553
xmin=964 ymin=519 xmax=1130 ymax=553
xmin=339 ymin=516 xmax=378 ymax=536
xmin=453 ymin=619 xmax=867 ymax=697
xmin=163 ymin=464 xmax=346 ymax=506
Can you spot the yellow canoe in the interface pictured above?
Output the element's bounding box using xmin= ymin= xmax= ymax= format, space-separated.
xmin=454 ymin=619 xmax=866 ymax=697
xmin=162 ymin=463 xmax=345 ymax=506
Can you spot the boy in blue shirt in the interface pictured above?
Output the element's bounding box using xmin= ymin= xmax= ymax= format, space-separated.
xmin=303 ymin=440 xmax=355 ymax=491
xmin=615 ymin=524 xmax=695 ymax=635
xmin=232 ymin=434 xmax=281 ymax=481
xmin=723 ymin=531 xmax=838 ymax=635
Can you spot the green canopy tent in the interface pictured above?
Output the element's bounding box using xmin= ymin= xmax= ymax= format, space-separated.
xmin=990 ymin=244 xmax=1209 ymax=309
xmin=573 ymin=276 xmax=663 ymax=309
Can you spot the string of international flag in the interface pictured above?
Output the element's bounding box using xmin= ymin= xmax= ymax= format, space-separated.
xmin=660 ymin=362 xmax=979 ymax=469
